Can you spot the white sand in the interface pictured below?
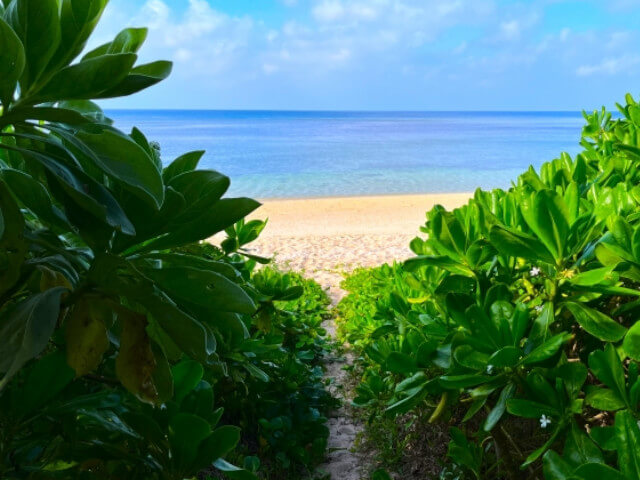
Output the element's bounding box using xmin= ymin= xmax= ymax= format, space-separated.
xmin=245 ymin=193 xmax=471 ymax=303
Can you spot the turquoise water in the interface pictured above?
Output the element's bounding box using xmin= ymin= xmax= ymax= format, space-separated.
xmin=108 ymin=110 xmax=586 ymax=199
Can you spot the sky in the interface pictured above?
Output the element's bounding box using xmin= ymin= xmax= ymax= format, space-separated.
xmin=93 ymin=0 xmax=640 ymax=111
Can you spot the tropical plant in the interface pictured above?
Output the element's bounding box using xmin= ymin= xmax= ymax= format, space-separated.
xmin=0 ymin=2 xmax=334 ymax=478
xmin=338 ymin=96 xmax=640 ymax=479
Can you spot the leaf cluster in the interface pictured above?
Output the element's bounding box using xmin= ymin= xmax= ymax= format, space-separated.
xmin=338 ymin=98 xmax=640 ymax=479
xmin=0 ymin=3 xmax=334 ymax=479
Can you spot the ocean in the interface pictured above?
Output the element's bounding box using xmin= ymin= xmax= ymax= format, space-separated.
xmin=107 ymin=110 xmax=586 ymax=199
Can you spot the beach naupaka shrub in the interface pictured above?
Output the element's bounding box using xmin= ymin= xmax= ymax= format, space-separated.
xmin=338 ymin=98 xmax=640 ymax=479
xmin=0 ymin=1 xmax=335 ymax=478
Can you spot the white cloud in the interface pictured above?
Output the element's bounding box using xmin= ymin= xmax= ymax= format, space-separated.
xmin=92 ymin=0 xmax=640 ymax=109
xmin=500 ymin=20 xmax=521 ymax=40
xmin=313 ymin=0 xmax=345 ymax=22
xmin=313 ymin=0 xmax=382 ymax=23
xmin=577 ymin=55 xmax=640 ymax=76
xmin=140 ymin=0 xmax=170 ymax=28
xmin=262 ymin=63 xmax=279 ymax=74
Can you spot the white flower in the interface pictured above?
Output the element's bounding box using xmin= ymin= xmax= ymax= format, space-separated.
xmin=486 ymin=365 xmax=494 ymax=375
xmin=540 ymin=415 xmax=552 ymax=428
xmin=534 ymin=305 xmax=543 ymax=313
xmin=530 ymin=266 xmax=541 ymax=277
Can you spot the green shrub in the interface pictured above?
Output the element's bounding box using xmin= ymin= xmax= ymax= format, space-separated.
xmin=339 ymin=99 xmax=640 ymax=479
xmin=0 ymin=3 xmax=334 ymax=479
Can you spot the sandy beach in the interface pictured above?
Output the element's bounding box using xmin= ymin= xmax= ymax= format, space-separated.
xmin=245 ymin=192 xmax=472 ymax=302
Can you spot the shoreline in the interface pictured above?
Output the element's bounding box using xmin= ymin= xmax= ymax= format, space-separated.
xmin=254 ymin=190 xmax=475 ymax=203
xmin=248 ymin=192 xmax=473 ymax=238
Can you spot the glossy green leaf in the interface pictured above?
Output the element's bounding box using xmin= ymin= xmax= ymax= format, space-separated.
xmin=573 ymin=463 xmax=626 ymax=480
xmin=522 ymin=333 xmax=572 ymax=365
xmin=163 ymin=150 xmax=205 ymax=182
xmin=196 ymin=426 xmax=241 ymax=470
xmin=172 ymin=359 xmax=204 ymax=403
xmin=50 ymin=0 xmax=108 ymax=69
xmin=2 ymin=169 xmax=70 ymax=230
xmin=169 ymin=413 xmax=211 ymax=472
xmin=213 ymin=459 xmax=258 ymax=480
xmin=404 ymin=255 xmax=475 ymax=277
xmin=385 ymin=351 xmax=418 ymax=374
xmin=0 ymin=16 xmax=24 ymax=104
xmin=585 ymin=388 xmax=625 ymax=411
xmin=100 ymin=60 xmax=173 ymax=98
xmin=521 ymin=189 xmax=570 ymax=261
xmin=489 ymin=224 xmax=555 ymax=264
xmin=588 ymin=344 xmax=628 ymax=409
xmin=0 ymin=287 xmax=66 ymax=390
xmin=484 ymin=383 xmax=515 ymax=431
xmin=623 ymin=321 xmax=640 ymax=361
xmin=107 ymin=27 xmax=148 ymax=54
xmin=6 ymin=0 xmax=61 ymax=89
xmin=76 ymin=128 xmax=164 ymax=209
xmin=565 ymin=302 xmax=627 ymax=342
xmin=35 ymin=53 xmax=137 ymax=102
xmin=145 ymin=266 xmax=256 ymax=315
xmin=563 ymin=423 xmax=604 ymax=467
xmin=506 ymin=399 xmax=558 ymax=418
xmin=140 ymin=197 xmax=261 ymax=252
xmin=542 ymin=450 xmax=573 ymax=480
xmin=614 ymin=410 xmax=640 ymax=480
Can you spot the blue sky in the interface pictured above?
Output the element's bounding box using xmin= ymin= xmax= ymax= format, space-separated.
xmin=94 ymin=0 xmax=640 ymax=110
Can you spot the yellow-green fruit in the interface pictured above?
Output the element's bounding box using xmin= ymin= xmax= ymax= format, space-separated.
xmin=116 ymin=312 xmax=158 ymax=403
xmin=65 ymin=300 xmax=110 ymax=377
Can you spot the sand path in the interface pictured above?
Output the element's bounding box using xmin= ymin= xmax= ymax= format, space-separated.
xmin=242 ymin=193 xmax=471 ymax=479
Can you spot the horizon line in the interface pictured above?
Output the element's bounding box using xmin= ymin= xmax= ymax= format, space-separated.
xmin=104 ymin=108 xmax=589 ymax=113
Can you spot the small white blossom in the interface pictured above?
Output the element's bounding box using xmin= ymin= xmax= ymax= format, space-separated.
xmin=540 ymin=415 xmax=552 ymax=428
xmin=530 ymin=266 xmax=541 ymax=277
xmin=486 ymin=365 xmax=494 ymax=374
xmin=534 ymin=305 xmax=543 ymax=313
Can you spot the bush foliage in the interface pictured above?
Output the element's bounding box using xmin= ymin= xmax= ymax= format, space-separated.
xmin=338 ymin=99 xmax=640 ymax=479
xmin=0 ymin=2 xmax=333 ymax=479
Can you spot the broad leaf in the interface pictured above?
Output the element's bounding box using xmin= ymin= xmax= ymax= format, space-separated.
xmin=565 ymin=302 xmax=627 ymax=342
xmin=0 ymin=287 xmax=66 ymax=390
xmin=0 ymin=16 xmax=24 ymax=104
xmin=6 ymin=0 xmax=61 ymax=90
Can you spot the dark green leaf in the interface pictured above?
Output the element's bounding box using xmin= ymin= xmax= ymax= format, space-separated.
xmin=623 ymin=321 xmax=640 ymax=361
xmin=6 ymin=0 xmax=60 ymax=89
xmin=35 ymin=53 xmax=137 ymax=102
xmin=385 ymin=351 xmax=418 ymax=374
xmin=163 ymin=150 xmax=205 ymax=182
xmin=565 ymin=302 xmax=627 ymax=342
xmin=145 ymin=267 xmax=256 ymax=315
xmin=0 ymin=16 xmax=24 ymax=104
xmin=0 ymin=287 xmax=66 ymax=390
xmin=614 ymin=410 xmax=640 ymax=479
xmin=76 ymin=127 xmax=164 ymax=209
xmin=522 ymin=333 xmax=572 ymax=365
xmin=100 ymin=60 xmax=173 ymax=98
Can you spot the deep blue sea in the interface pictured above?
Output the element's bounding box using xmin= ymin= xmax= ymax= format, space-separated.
xmin=107 ymin=110 xmax=586 ymax=199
